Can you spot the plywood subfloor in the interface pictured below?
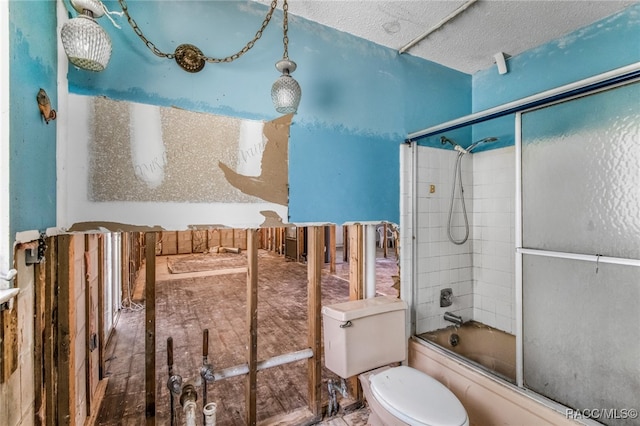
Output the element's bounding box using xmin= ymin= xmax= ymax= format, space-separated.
xmin=98 ymin=249 xmax=398 ymax=425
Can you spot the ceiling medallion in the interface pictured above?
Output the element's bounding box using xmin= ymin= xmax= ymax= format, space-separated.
xmin=174 ymin=44 xmax=205 ymax=73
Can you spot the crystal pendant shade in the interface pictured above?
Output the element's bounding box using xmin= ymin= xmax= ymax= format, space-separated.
xmin=61 ymin=14 xmax=112 ymax=72
xmin=271 ymin=74 xmax=302 ymax=114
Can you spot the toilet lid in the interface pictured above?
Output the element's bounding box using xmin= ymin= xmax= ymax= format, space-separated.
xmin=370 ymin=366 xmax=468 ymax=426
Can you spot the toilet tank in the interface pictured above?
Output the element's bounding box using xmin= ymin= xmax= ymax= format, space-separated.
xmin=322 ymin=296 xmax=407 ymax=378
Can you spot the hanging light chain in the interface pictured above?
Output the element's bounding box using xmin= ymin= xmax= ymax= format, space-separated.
xmin=282 ymin=0 xmax=289 ymax=60
xmin=116 ymin=0 xmax=279 ymax=64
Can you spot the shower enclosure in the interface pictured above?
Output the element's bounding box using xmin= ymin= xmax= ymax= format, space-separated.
xmin=403 ymin=77 xmax=640 ymax=424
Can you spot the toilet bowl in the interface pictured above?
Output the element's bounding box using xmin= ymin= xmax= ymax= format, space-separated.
xmin=360 ymin=366 xmax=469 ymax=426
xmin=322 ymin=296 xmax=469 ymax=426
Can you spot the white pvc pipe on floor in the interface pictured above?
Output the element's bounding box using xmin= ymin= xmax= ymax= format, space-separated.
xmin=213 ymin=348 xmax=314 ymax=381
xmin=183 ymin=400 xmax=197 ymax=426
xmin=203 ymin=402 xmax=217 ymax=426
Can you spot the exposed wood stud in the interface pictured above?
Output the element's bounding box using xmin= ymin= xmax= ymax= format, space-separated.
xmin=347 ymin=224 xmax=364 ymax=401
xmin=57 ymin=234 xmax=75 ymax=425
xmin=383 ymin=223 xmax=388 ymax=258
xmin=343 ymin=227 xmax=349 ymax=262
xmin=348 ymin=225 xmax=364 ymax=301
xmin=97 ymin=234 xmax=105 ymax=379
xmin=329 ymin=225 xmax=336 ymax=274
xmin=0 ymin=288 xmax=18 ymax=383
xmin=45 ymin=237 xmax=58 ymax=426
xmin=307 ymin=226 xmax=323 ymax=419
xmin=145 ymin=232 xmax=156 ymax=424
xmin=297 ymin=227 xmax=305 ymax=263
xmin=246 ymin=229 xmax=259 ymax=425
xmin=34 ymin=252 xmax=46 ymax=424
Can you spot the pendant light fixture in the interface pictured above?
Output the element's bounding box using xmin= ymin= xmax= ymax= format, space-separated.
xmin=61 ymin=0 xmax=112 ymax=72
xmin=271 ymin=0 xmax=302 ymax=114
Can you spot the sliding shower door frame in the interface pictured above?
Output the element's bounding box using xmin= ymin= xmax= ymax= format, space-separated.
xmin=514 ymin=77 xmax=640 ymax=416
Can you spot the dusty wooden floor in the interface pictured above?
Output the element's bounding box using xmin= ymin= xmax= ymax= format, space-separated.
xmin=96 ymin=247 xmax=398 ymax=425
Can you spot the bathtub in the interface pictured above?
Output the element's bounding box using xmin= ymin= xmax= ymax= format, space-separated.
xmin=418 ymin=321 xmax=516 ymax=382
xmin=409 ymin=332 xmax=579 ymax=426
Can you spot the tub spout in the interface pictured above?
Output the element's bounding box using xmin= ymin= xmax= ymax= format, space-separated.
xmin=444 ymin=311 xmax=463 ymax=327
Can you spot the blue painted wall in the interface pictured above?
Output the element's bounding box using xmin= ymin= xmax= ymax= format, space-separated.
xmin=9 ymin=1 xmax=57 ymax=242
xmin=473 ymin=3 xmax=640 ymax=112
xmin=67 ymin=0 xmax=471 ymax=225
xmin=441 ymin=3 xmax=640 ymax=154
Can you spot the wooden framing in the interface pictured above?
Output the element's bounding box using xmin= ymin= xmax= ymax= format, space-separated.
xmin=348 ymin=225 xmax=364 ymax=301
xmin=97 ymin=235 xmax=105 ymax=379
xmin=34 ymin=250 xmax=46 ymax=424
xmin=44 ymin=236 xmax=58 ymax=426
xmin=245 ymin=229 xmax=259 ymax=425
xmin=85 ymin=234 xmax=101 ymax=417
xmin=0 ymin=286 xmax=18 ymax=384
xmin=100 ymin=224 xmax=367 ymax=423
xmin=329 ymin=225 xmax=336 ymax=274
xmin=144 ymin=232 xmax=156 ymax=424
xmin=297 ymin=227 xmax=305 ymax=262
xmin=343 ymin=227 xmax=349 ymax=262
xmin=57 ymin=234 xmax=75 ymax=425
xmin=307 ymin=226 xmax=324 ymax=419
xmin=347 ymin=224 xmax=364 ymax=401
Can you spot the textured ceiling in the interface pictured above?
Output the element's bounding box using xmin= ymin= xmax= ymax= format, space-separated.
xmin=276 ymin=0 xmax=636 ymax=74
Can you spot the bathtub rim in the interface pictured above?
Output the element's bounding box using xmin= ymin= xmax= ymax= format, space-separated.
xmin=408 ymin=336 xmax=602 ymax=426
xmin=416 ymin=322 xmax=516 ymax=383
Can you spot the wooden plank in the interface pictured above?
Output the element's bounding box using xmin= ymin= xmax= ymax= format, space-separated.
xmin=258 ymin=407 xmax=317 ymax=426
xmin=343 ymin=226 xmax=348 ymax=262
xmin=57 ymin=234 xmax=76 ymax=425
xmin=177 ymin=230 xmax=192 ymax=254
xmin=97 ymin=235 xmax=105 ymax=379
xmin=34 ymin=253 xmax=47 ymax=423
xmin=145 ymin=232 xmax=156 ymax=425
xmin=383 ymin=223 xmax=388 ymax=258
xmin=85 ymin=235 xmax=101 ymax=416
xmin=207 ymin=229 xmax=221 ymax=250
xmin=307 ymin=226 xmax=323 ymax=420
xmin=0 ymin=295 xmax=18 ymax=383
xmin=348 ymin=225 xmax=364 ymax=301
xmin=220 ymin=229 xmax=234 ymax=249
xmin=329 ymin=225 xmax=336 ymax=274
xmin=85 ymin=235 xmax=92 ymax=416
xmin=45 ymin=237 xmax=58 ymax=426
xmin=161 ymin=231 xmax=177 ymax=255
xmin=83 ymin=378 xmax=109 ymax=426
xmin=246 ymin=229 xmax=259 ymax=425
xmin=297 ymin=227 xmax=305 ymax=263
xmin=192 ymin=229 xmax=208 ymax=253
xmin=347 ymin=225 xmax=364 ymax=401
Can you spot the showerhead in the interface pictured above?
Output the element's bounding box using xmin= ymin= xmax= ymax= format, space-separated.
xmin=467 ymin=136 xmax=498 ymax=153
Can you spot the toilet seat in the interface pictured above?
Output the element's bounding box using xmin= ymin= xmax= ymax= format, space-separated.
xmin=369 ymin=366 xmax=468 ymax=426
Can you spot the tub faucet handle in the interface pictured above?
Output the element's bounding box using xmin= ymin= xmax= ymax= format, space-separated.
xmin=440 ymin=288 xmax=453 ymax=307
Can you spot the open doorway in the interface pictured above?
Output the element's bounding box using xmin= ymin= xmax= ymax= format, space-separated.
xmin=91 ymin=224 xmax=399 ymax=424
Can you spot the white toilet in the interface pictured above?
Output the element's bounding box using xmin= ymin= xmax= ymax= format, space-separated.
xmin=322 ymin=296 xmax=469 ymax=426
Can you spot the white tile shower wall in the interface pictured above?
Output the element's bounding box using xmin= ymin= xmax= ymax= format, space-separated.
xmin=415 ymin=146 xmax=474 ymax=334
xmin=471 ymin=146 xmax=516 ymax=334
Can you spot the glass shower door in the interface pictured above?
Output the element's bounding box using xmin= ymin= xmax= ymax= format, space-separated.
xmin=520 ymin=81 xmax=640 ymax=425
